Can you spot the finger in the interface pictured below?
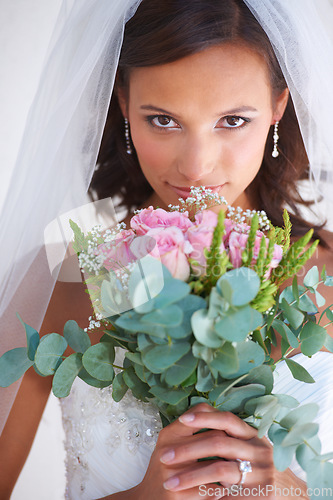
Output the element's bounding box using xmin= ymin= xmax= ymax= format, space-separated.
xmin=157 ymin=403 xmax=217 ymax=441
xmin=160 ymin=430 xmax=266 ymax=466
xmin=178 ymin=409 xmax=258 ymax=440
xmin=163 ymin=459 xmax=266 ymax=493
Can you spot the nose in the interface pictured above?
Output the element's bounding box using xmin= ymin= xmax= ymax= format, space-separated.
xmin=176 ymin=133 xmax=218 ymax=182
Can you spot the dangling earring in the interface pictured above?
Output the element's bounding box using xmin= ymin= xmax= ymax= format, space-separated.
xmin=272 ymin=121 xmax=279 ymax=158
xmin=124 ymin=118 xmax=132 ymax=155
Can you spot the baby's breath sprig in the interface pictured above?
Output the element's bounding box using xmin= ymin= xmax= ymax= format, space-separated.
xmin=168 ymin=186 xmax=228 ymax=214
xmin=227 ymin=207 xmax=271 ymax=232
xmin=70 ymin=219 xmax=127 ymax=275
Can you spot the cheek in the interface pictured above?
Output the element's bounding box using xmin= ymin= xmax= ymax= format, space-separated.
xmin=131 ymin=125 xmax=173 ymax=177
xmin=231 ymin=122 xmax=270 ymax=178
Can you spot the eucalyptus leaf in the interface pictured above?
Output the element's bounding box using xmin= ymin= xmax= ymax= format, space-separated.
xmin=142 ymin=342 xmax=191 ymax=373
xmin=215 ymin=384 xmax=265 ymax=413
xmin=314 ymin=290 xmax=326 ymax=308
xmin=300 ymin=323 xmax=327 ymax=356
xmin=306 ymin=459 xmax=333 ymax=497
xmin=16 ymin=314 xmax=40 ymax=361
xmin=154 ymin=277 xmax=191 ymax=310
xmin=222 ymin=340 xmax=265 ymax=379
xmin=272 ymin=319 xmax=299 ymax=349
xmin=241 ymin=364 xmax=274 ymax=394
xmin=112 ymin=371 xmax=128 ymax=402
xmin=296 ymin=435 xmax=321 ymax=472
xmin=273 ymin=442 xmax=298 ymax=471
xmin=128 ymin=256 xmax=165 ymax=312
xmin=280 ymin=403 xmax=319 ymax=428
xmin=324 ymin=275 xmax=333 ymax=287
xmin=181 ymin=369 xmax=197 ymax=388
xmin=195 ymin=360 xmax=215 ymax=392
xmin=0 ymin=348 xmax=34 ymax=387
xmin=217 ymin=268 xmax=261 ymax=306
xmin=63 ymin=320 xmax=91 ymax=353
xmin=292 ymin=276 xmax=300 ymax=303
xmin=101 ymin=275 xmax=132 ymax=316
xmin=142 ymin=305 xmax=183 ymax=326
xmin=214 ymin=306 xmax=263 ymax=342
xmin=210 ymin=342 xmax=239 ymax=377
xmin=149 ymin=385 xmax=191 ymax=405
xmin=125 ymin=352 xmax=144 ymax=366
xmin=324 ymin=333 xmax=333 ymax=353
xmin=280 ymin=299 xmax=304 ymax=329
xmin=192 ymin=341 xmax=215 ymax=364
xmin=164 ymin=351 xmax=198 ymax=386
xmin=190 ymin=396 xmax=211 ymax=407
xmin=281 ymin=423 xmax=319 ymax=447
xmin=137 ymin=333 xmax=154 ymax=352
xmin=244 ymin=394 xmax=278 ymax=417
xmin=52 ymin=353 xmax=83 ymax=397
xmin=191 ymin=309 xmax=224 ymax=348
xmin=285 ymin=358 xmax=315 ymax=384
xmin=78 ymin=367 xmax=112 ymax=388
xmin=35 ymin=333 xmax=67 ymax=375
xmin=280 ymin=286 xmax=318 ymax=314
xmin=257 ymin=403 xmax=280 ymax=438
xmin=123 ymin=366 xmax=151 ymax=401
xmin=82 ymin=343 xmax=115 ymax=381
xmin=304 ymin=266 xmax=319 ymax=289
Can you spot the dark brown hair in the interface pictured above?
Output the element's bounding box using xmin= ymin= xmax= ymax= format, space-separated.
xmin=90 ymin=0 xmax=324 ymax=239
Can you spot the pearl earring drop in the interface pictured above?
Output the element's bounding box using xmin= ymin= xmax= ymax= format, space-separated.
xmin=272 ymin=121 xmax=279 ymax=158
xmin=124 ymin=118 xmax=132 ymax=155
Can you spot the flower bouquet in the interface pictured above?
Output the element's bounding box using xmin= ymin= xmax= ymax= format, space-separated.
xmin=1 ymin=188 xmax=333 ymax=493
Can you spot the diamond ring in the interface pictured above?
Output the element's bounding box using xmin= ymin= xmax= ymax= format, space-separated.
xmin=236 ymin=459 xmax=252 ymax=485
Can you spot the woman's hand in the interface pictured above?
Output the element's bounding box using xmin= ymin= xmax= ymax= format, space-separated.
xmin=130 ymin=403 xmax=308 ymax=499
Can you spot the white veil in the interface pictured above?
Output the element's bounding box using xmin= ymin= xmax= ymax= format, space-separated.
xmin=1 ymin=0 xmax=333 ymax=435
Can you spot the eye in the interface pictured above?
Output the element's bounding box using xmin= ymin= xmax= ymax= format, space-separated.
xmin=217 ymin=116 xmax=250 ymax=129
xmin=147 ymin=115 xmax=180 ymax=129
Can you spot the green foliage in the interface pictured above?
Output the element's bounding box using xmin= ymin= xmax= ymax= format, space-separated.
xmin=0 ymin=348 xmax=34 ymax=387
xmin=203 ymin=210 xmax=229 ymax=288
xmin=35 ymin=333 xmax=67 ymax=376
xmin=2 ymin=210 xmax=333 ymax=492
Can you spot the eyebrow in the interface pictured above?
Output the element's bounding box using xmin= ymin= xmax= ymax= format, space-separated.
xmin=140 ymin=104 xmax=259 ymax=116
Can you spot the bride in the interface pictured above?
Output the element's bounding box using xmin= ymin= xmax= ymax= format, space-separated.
xmin=1 ymin=0 xmax=333 ymax=498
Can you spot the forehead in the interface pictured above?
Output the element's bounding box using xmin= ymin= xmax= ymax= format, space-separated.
xmin=128 ymin=44 xmax=273 ymax=113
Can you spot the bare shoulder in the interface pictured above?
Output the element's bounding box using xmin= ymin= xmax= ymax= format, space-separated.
xmin=307 ymin=229 xmax=333 ymax=337
xmin=315 ymin=229 xmax=333 ymax=271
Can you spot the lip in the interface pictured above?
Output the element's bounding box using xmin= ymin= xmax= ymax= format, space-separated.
xmin=168 ymin=184 xmax=224 ymax=198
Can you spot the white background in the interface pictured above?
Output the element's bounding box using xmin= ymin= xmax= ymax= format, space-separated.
xmin=1 ymin=1 xmax=333 ymax=499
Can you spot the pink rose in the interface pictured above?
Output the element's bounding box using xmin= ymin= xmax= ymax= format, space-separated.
xmin=147 ymin=226 xmax=193 ymax=281
xmin=228 ymin=231 xmax=249 ymax=268
xmin=228 ymin=230 xmax=283 ymax=276
xmin=130 ymin=206 xmax=193 ymax=235
xmin=223 ymin=218 xmax=237 ymax=246
xmin=97 ymin=229 xmax=136 ymax=272
xmin=186 ymin=210 xmax=225 ymax=275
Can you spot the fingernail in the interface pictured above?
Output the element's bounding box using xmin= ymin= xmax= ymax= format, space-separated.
xmin=163 ymin=476 xmax=180 ymax=490
xmin=160 ymin=449 xmax=175 ymax=464
xmin=179 ymin=413 xmax=195 ymax=423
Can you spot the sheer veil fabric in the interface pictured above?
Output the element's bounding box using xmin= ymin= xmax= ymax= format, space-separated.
xmin=0 ymin=0 xmax=333 ymax=435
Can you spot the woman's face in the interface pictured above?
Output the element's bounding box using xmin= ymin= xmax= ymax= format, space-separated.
xmin=119 ymin=44 xmax=288 ymax=211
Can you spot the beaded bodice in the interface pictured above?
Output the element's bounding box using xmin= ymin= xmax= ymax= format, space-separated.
xmin=60 ymin=349 xmax=162 ymax=500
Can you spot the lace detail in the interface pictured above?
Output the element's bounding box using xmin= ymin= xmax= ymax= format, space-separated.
xmin=60 ymin=376 xmax=162 ymax=499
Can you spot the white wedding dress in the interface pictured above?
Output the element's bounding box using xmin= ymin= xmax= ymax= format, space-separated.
xmin=60 ymin=350 xmax=333 ymax=499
